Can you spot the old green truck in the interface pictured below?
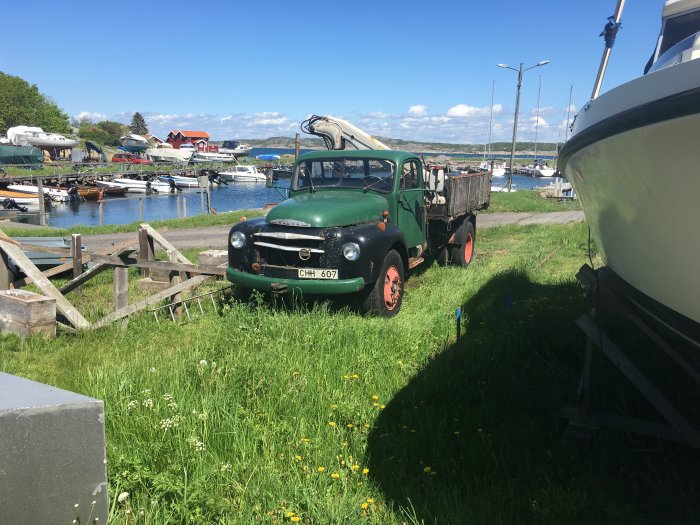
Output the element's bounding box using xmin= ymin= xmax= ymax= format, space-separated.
xmin=226 ymin=147 xmax=490 ymax=317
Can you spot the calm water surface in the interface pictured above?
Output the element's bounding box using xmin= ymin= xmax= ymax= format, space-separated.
xmin=13 ymin=175 xmax=557 ymax=229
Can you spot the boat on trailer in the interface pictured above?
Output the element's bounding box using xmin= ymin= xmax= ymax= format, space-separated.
xmin=558 ymin=0 xmax=700 ymax=343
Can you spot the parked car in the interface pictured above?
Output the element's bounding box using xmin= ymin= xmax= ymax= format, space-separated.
xmin=111 ymin=152 xmax=153 ymax=165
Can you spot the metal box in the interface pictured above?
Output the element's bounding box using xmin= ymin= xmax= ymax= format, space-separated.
xmin=0 ymin=372 xmax=108 ymax=524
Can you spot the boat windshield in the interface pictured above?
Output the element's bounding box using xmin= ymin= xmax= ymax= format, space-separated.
xmin=650 ymin=30 xmax=700 ymax=72
xmin=292 ymin=158 xmax=395 ymax=193
xmin=222 ymin=141 xmax=240 ymax=149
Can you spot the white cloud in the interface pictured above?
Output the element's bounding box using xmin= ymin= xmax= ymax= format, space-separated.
xmin=407 ymin=104 xmax=427 ymax=117
xmin=74 ymin=111 xmax=106 ymax=122
xmin=445 ymin=104 xmax=495 ymax=118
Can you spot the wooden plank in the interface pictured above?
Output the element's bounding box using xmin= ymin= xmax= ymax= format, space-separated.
xmin=87 ymin=255 xmax=226 ymax=276
xmin=0 ymin=239 xmax=90 ymax=329
xmin=169 ymin=251 xmax=182 ymax=321
xmin=0 ymin=249 xmax=9 ymax=291
xmin=91 ymin=275 xmax=211 ymax=329
xmin=11 ymin=243 xmax=72 ymax=256
xmin=141 ymin=224 xmax=191 ymax=264
xmin=71 ymin=234 xmax=83 ymax=296
xmin=138 ymin=226 xmax=155 ymax=277
xmin=59 ymin=239 xmax=139 ymax=295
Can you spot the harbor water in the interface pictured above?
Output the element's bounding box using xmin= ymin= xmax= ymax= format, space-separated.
xmin=11 ymin=175 xmax=556 ymax=229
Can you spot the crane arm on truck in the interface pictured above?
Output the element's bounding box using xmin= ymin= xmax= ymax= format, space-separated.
xmin=301 ymin=115 xmax=391 ymax=151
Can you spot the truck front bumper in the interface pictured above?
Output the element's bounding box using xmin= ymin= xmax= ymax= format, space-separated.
xmin=226 ymin=267 xmax=366 ymax=295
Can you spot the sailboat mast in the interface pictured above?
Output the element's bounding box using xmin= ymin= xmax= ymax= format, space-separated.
xmin=534 ymin=75 xmax=542 ymax=162
xmin=486 ymin=80 xmax=495 ymax=160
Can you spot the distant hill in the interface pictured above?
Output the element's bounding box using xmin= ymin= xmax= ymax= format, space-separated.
xmin=227 ymin=136 xmax=558 ymax=155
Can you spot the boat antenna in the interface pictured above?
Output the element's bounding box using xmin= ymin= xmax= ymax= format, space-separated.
xmin=591 ymin=0 xmax=625 ymax=99
xmin=534 ymin=75 xmax=542 ymax=162
xmin=484 ymin=80 xmax=495 ymax=161
xmin=565 ymin=85 xmax=574 ymax=142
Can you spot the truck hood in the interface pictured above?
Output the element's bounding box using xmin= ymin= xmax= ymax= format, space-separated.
xmin=266 ymin=191 xmax=388 ymax=228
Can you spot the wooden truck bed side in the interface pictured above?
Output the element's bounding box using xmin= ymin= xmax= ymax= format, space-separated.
xmin=427 ymin=171 xmax=491 ymax=221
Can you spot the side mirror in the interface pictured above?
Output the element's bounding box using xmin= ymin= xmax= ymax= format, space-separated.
xmin=265 ymin=167 xmax=274 ymax=188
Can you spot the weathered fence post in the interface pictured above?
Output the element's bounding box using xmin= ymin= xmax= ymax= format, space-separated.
xmin=168 ymin=250 xmax=182 ymax=321
xmin=200 ymin=191 xmax=204 ymax=215
xmin=138 ymin=226 xmax=155 ymax=277
xmin=114 ymin=266 xmax=129 ymax=328
xmin=36 ymin=178 xmax=46 ymax=227
xmin=139 ymin=197 xmax=144 ymax=222
xmin=183 ymin=197 xmax=187 ymax=218
xmin=0 ymin=248 xmax=10 ymax=290
xmin=98 ymin=200 xmax=103 ymax=226
xmin=71 ymin=234 xmax=83 ymax=296
xmin=177 ymin=194 xmax=181 ymax=218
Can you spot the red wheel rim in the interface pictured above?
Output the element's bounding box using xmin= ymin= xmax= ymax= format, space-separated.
xmin=464 ymin=233 xmax=474 ymax=262
xmin=383 ymin=265 xmax=401 ymax=310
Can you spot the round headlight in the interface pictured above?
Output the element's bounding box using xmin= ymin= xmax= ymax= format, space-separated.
xmin=342 ymin=242 xmax=360 ymax=261
xmin=230 ymin=231 xmax=246 ymax=249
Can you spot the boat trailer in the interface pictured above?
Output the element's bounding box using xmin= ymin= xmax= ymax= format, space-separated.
xmin=562 ymin=264 xmax=700 ymax=449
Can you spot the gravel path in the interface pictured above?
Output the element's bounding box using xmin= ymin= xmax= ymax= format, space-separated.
xmin=75 ymin=211 xmax=585 ymax=252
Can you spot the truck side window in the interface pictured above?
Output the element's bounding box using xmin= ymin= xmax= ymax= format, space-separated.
xmin=401 ymin=161 xmax=420 ymax=189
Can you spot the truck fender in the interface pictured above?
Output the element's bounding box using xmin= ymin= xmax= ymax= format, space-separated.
xmin=354 ymin=223 xmax=407 ymax=284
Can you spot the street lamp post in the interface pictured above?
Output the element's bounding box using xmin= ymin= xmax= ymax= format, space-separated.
xmin=498 ymin=60 xmax=549 ymax=192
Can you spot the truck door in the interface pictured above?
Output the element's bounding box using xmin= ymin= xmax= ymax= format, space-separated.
xmin=397 ymin=159 xmax=426 ymax=248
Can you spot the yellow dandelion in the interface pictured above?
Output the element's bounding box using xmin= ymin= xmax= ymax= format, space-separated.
xmin=372 ymin=402 xmax=379 ymax=407
xmin=301 ymin=437 xmax=309 ymax=443
xmin=346 ymin=423 xmax=353 ymax=429
xmin=295 ymin=455 xmax=302 ymax=461
xmin=342 ymin=374 xmax=349 ymax=380
xmin=361 ymin=503 xmax=369 ymax=510
xmin=363 ymin=423 xmax=370 ymax=429
xmin=331 ymin=404 xmax=338 ymax=409
xmin=328 ymin=421 xmax=335 ymax=427
xmin=362 ymin=468 xmax=369 ymax=475
xmin=371 ymin=395 xmax=379 ymax=401
xmin=366 ymin=498 xmax=375 ymax=503
xmin=291 ymin=517 xmax=301 ymax=523
xmin=286 ymin=511 xmax=296 ymax=517
xmin=423 ymin=466 xmax=432 ymax=474
xmin=331 ymin=472 xmax=340 ymax=479
xmin=380 ymin=405 xmax=386 ymax=410
xmin=292 ymin=371 xmax=299 ymax=377
xmin=352 ymin=373 xmax=359 ymax=379
xmin=341 ymin=441 xmax=348 ymax=447
xmin=317 ymin=466 xmax=325 ymax=472
xmin=351 ymin=464 xmax=360 ymax=471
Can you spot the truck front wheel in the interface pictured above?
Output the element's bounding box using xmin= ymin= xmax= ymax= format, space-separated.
xmin=362 ymin=249 xmax=404 ymax=317
xmin=450 ymin=218 xmax=475 ymax=268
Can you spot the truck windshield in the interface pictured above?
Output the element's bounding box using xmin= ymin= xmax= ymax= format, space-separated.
xmin=292 ymin=158 xmax=395 ymax=193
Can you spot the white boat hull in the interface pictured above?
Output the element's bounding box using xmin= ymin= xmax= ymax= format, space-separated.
xmin=559 ymin=58 xmax=700 ymax=328
xmin=232 ymin=174 xmax=266 ymax=182
xmin=191 ymin=152 xmax=236 ymax=163
xmin=112 ymin=178 xmax=174 ymax=193
xmin=145 ymin=148 xmax=193 ymax=163
xmin=7 ymin=184 xmax=73 ymax=202
xmin=533 ymin=168 xmax=556 ymax=177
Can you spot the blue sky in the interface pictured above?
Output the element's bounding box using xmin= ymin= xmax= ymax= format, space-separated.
xmin=0 ymin=0 xmax=661 ymax=144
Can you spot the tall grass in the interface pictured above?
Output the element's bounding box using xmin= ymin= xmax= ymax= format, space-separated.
xmin=1 ymin=223 xmax=699 ymax=524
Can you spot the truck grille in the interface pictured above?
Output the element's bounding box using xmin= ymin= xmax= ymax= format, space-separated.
xmin=253 ymin=231 xmax=327 ymax=268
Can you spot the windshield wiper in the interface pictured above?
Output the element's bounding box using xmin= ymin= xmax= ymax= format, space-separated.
xmin=362 ymin=176 xmax=388 ymax=193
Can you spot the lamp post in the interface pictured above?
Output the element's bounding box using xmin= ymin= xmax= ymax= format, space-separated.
xmin=497 ymin=60 xmax=549 ymax=192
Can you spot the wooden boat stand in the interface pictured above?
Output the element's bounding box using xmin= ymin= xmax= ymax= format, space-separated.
xmin=0 ymin=223 xmax=227 ymax=331
xmin=561 ymin=263 xmax=700 ymax=449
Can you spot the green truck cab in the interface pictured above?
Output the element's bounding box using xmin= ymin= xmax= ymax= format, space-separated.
xmin=226 ymin=149 xmax=490 ymax=316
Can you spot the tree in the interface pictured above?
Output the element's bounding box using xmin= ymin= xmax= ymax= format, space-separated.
xmin=129 ymin=112 xmax=148 ymax=135
xmin=0 ymin=71 xmax=70 ymax=134
xmin=78 ymin=120 xmax=127 ymax=147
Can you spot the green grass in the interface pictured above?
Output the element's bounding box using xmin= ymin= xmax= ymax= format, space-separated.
xmin=2 ymin=223 xmax=699 ymax=524
xmin=0 ymin=209 xmax=264 ymax=237
xmin=487 ymin=189 xmax=581 ymax=213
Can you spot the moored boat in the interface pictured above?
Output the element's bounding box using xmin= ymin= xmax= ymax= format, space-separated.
xmin=219 ymin=140 xmax=252 ymax=157
xmin=219 ymin=165 xmax=266 ymax=182
xmin=158 ymin=175 xmax=200 ymax=189
xmin=557 ymin=0 xmax=700 ymax=340
xmin=7 ymin=183 xmax=75 ymax=202
xmin=111 ymin=178 xmax=174 ymax=193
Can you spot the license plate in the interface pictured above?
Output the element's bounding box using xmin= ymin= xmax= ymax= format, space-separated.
xmin=298 ymin=268 xmax=338 ymax=280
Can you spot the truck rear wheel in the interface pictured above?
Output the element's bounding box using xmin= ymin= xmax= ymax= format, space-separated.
xmin=450 ymin=218 xmax=475 ymax=268
xmin=362 ymin=249 xmax=404 ymax=317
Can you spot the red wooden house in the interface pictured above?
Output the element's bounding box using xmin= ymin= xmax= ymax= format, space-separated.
xmin=166 ymin=130 xmax=212 ymax=151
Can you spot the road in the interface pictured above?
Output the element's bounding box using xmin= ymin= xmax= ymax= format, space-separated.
xmin=75 ymin=211 xmax=585 ymax=252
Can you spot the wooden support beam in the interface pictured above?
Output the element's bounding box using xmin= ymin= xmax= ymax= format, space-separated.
xmin=87 ymin=255 xmax=226 ymax=276
xmin=10 ymin=243 xmax=72 ymax=256
xmin=91 ymin=275 xmax=211 ymax=329
xmin=0 ymin=239 xmax=90 ymax=329
xmin=169 ymin=250 xmax=182 ymax=321
xmin=71 ymin=234 xmax=83 ymax=296
xmin=140 ymin=224 xmax=191 ymax=264
xmin=114 ymin=266 xmax=128 ymax=328
xmin=0 ymin=249 xmax=9 ymax=291
xmin=138 ymin=226 xmax=155 ymax=277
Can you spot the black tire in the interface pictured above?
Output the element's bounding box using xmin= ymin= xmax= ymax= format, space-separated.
xmin=450 ymin=217 xmax=475 ymax=268
xmin=362 ymin=250 xmax=404 ymax=317
xmin=233 ymin=285 xmax=253 ymax=302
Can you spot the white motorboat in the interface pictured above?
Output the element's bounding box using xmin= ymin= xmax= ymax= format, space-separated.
xmin=120 ymin=134 xmax=149 ymax=152
xmin=7 ymin=183 xmax=75 ymax=202
xmin=532 ymin=163 xmax=556 ymax=177
xmin=111 ymin=178 xmax=174 ymax=193
xmin=219 ymin=165 xmax=266 ymax=182
xmin=478 ymin=160 xmax=506 ymax=177
xmin=219 ymin=140 xmax=252 ymax=157
xmin=191 ymin=151 xmax=237 ymax=163
xmin=558 ymin=0 xmax=700 ymax=340
xmin=158 ymin=175 xmax=200 ymax=189
xmin=145 ymin=143 xmax=194 ymax=163
xmin=6 ymin=126 xmax=77 ymax=149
